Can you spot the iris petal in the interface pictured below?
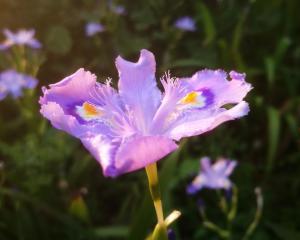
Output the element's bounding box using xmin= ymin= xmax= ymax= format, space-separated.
xmin=116 ymin=49 xmax=161 ymax=133
xmin=82 ymin=135 xmax=178 ymax=177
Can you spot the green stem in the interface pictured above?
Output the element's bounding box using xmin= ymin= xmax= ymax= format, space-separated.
xmin=242 ymin=188 xmax=263 ymax=240
xmin=145 ymin=163 xmax=168 ymax=240
xmin=145 ymin=163 xmax=164 ymax=223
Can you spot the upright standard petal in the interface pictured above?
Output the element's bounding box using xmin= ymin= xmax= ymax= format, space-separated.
xmin=116 ymin=49 xmax=161 ymax=133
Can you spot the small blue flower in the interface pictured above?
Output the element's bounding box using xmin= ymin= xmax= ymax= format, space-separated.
xmin=85 ymin=22 xmax=105 ymax=37
xmin=187 ymin=157 xmax=237 ymax=194
xmin=0 ymin=70 xmax=38 ymax=100
xmin=174 ymin=17 xmax=196 ymax=31
xmin=108 ymin=0 xmax=126 ymax=15
xmin=0 ymin=29 xmax=41 ymax=50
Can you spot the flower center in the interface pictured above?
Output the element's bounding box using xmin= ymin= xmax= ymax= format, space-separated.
xmin=179 ymin=91 xmax=205 ymax=108
xmin=76 ymin=102 xmax=103 ymax=121
xmin=178 ymin=88 xmax=214 ymax=110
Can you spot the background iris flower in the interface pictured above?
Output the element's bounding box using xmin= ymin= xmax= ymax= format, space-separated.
xmin=174 ymin=16 xmax=196 ymax=31
xmin=85 ymin=22 xmax=105 ymax=37
xmin=187 ymin=157 xmax=237 ymax=194
xmin=0 ymin=29 xmax=41 ymax=50
xmin=0 ymin=69 xmax=38 ymax=100
xmin=39 ymin=49 xmax=251 ymax=177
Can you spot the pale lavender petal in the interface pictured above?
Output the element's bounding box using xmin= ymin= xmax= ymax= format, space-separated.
xmin=0 ymin=42 xmax=11 ymax=50
xmin=27 ymin=38 xmax=42 ymax=48
xmin=187 ymin=174 xmax=207 ymax=194
xmin=82 ymin=135 xmax=178 ymax=177
xmin=181 ymin=69 xmax=252 ymax=107
xmin=224 ymin=160 xmax=237 ymax=176
xmin=40 ymin=68 xmax=121 ymax=138
xmin=40 ymin=68 xmax=97 ymax=108
xmin=3 ymin=29 xmax=14 ymax=40
xmin=200 ymin=157 xmax=211 ymax=173
xmin=116 ymin=49 xmax=161 ymax=132
xmin=167 ymin=101 xmax=250 ymax=141
xmin=24 ymin=75 xmax=38 ymax=88
xmin=211 ymin=159 xmax=228 ymax=173
xmin=40 ymin=102 xmax=92 ymax=138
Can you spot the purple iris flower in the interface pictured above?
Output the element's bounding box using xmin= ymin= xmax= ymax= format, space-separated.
xmin=111 ymin=5 xmax=126 ymax=15
xmin=39 ymin=49 xmax=251 ymax=177
xmin=0 ymin=29 xmax=41 ymax=50
xmin=85 ymin=22 xmax=105 ymax=37
xmin=108 ymin=0 xmax=126 ymax=15
xmin=0 ymin=70 xmax=38 ymax=100
xmin=174 ymin=16 xmax=196 ymax=31
xmin=187 ymin=157 xmax=237 ymax=194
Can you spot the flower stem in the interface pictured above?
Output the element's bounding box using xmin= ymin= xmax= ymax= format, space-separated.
xmin=145 ymin=162 xmax=164 ymax=224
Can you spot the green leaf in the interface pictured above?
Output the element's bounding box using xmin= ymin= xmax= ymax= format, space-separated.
xmin=196 ymin=2 xmax=216 ymax=45
xmin=266 ymin=106 xmax=280 ymax=174
xmin=92 ymin=226 xmax=129 ymax=238
xmin=267 ymin=222 xmax=300 ymax=240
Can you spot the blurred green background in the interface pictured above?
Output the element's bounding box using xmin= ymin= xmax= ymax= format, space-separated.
xmin=0 ymin=0 xmax=299 ymax=239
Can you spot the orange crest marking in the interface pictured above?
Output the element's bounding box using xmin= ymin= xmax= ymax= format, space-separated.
xmin=83 ymin=102 xmax=99 ymax=116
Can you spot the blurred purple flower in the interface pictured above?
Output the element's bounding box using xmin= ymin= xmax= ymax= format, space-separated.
xmin=112 ymin=5 xmax=126 ymax=15
xmin=39 ymin=49 xmax=251 ymax=177
xmin=108 ymin=0 xmax=126 ymax=15
xmin=174 ymin=16 xmax=196 ymax=31
xmin=85 ymin=22 xmax=105 ymax=37
xmin=0 ymin=29 xmax=41 ymax=50
xmin=0 ymin=70 xmax=38 ymax=100
xmin=187 ymin=157 xmax=237 ymax=194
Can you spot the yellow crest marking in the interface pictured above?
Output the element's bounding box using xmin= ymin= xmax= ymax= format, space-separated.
xmin=83 ymin=102 xmax=100 ymax=116
xmin=180 ymin=91 xmax=198 ymax=104
xmin=76 ymin=102 xmax=103 ymax=121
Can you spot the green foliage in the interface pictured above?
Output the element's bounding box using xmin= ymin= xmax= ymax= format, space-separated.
xmin=0 ymin=0 xmax=300 ymax=239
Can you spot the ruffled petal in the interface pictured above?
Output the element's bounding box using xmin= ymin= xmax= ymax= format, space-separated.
xmin=116 ymin=49 xmax=161 ymax=133
xmin=40 ymin=102 xmax=110 ymax=138
xmin=40 ymin=69 xmax=121 ymax=139
xmin=40 ymin=68 xmax=97 ymax=107
xmin=167 ymin=101 xmax=250 ymax=141
xmin=81 ymin=135 xmax=178 ymax=177
xmin=181 ymin=69 xmax=252 ymax=107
